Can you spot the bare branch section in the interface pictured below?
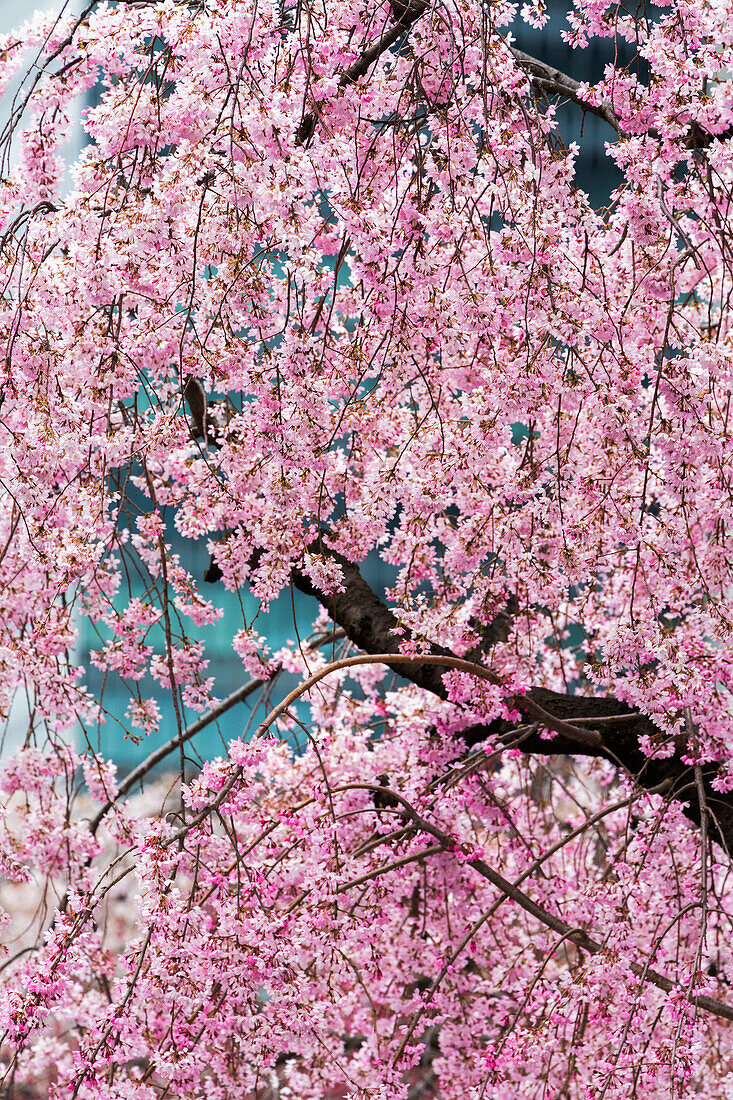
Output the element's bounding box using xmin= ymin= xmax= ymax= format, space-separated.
xmin=291 ymin=555 xmax=733 ymax=851
xmin=509 ymin=45 xmax=625 ymax=135
xmin=512 ymin=45 xmax=733 ymax=149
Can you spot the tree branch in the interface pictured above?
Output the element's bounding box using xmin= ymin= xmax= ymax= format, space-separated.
xmin=347 ymin=783 xmax=733 ymax=1024
xmin=509 ymin=46 xmax=625 ymax=135
xmin=294 ymin=7 xmax=730 ymax=154
xmin=291 ymin=553 xmax=733 ymax=852
xmin=297 ymin=1 xmax=428 ymax=144
xmin=89 ymin=629 xmax=344 ymax=836
xmin=511 ymin=45 xmax=733 ymax=150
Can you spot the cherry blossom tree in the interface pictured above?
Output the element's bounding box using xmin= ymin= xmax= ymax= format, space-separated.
xmin=2 ymin=0 xmax=733 ymax=1095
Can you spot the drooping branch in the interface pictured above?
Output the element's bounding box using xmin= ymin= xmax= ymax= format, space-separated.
xmin=0 ymin=1 xmax=98 ymax=175
xmin=87 ymin=628 xmax=345 ymax=835
xmin=346 ymin=782 xmax=733 ymax=1024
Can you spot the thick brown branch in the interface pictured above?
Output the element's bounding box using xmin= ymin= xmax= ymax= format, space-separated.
xmin=291 ymin=553 xmax=733 ymax=852
xmin=341 ymin=1 xmax=428 ymax=87
xmin=292 ymin=547 xmax=451 ymax=696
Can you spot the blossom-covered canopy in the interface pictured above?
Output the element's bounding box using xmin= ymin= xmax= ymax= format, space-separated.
xmin=1 ymin=0 xmax=733 ymax=1095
